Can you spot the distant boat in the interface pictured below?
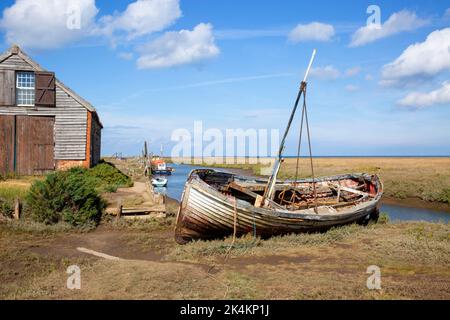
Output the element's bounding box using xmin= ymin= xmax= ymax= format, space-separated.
xmin=151 ymin=177 xmax=168 ymax=187
xmin=175 ymin=50 xmax=383 ymax=244
xmin=150 ymin=157 xmax=173 ymax=175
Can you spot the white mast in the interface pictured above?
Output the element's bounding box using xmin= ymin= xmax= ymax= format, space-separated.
xmin=261 ymin=49 xmax=317 ymax=203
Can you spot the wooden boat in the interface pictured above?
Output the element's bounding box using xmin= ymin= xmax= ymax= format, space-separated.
xmin=175 ymin=50 xmax=383 ymax=244
xmin=175 ymin=169 xmax=382 ymax=244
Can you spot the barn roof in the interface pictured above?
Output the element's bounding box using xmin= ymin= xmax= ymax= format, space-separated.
xmin=0 ymin=45 xmax=102 ymax=127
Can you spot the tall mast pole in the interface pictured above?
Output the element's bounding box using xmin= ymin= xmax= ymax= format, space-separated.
xmin=261 ymin=49 xmax=317 ymax=203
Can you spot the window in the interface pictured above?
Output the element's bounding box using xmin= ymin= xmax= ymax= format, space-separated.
xmin=16 ymin=72 xmax=35 ymax=106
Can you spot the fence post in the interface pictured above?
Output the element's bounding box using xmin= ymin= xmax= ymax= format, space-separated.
xmin=13 ymin=197 xmax=20 ymax=220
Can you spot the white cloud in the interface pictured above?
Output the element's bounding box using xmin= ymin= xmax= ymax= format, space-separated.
xmin=345 ymin=67 xmax=361 ymax=77
xmin=309 ymin=65 xmax=361 ymax=80
xmin=350 ymin=10 xmax=428 ymax=47
xmin=0 ymin=0 xmax=98 ymax=49
xmin=365 ymin=74 xmax=374 ymax=81
xmin=398 ymin=81 xmax=450 ymax=109
xmin=309 ymin=65 xmax=340 ymax=80
xmin=345 ymin=84 xmax=359 ymax=92
xmin=288 ymin=22 xmax=335 ymax=43
xmin=137 ymin=23 xmax=219 ymax=69
xmin=118 ymin=52 xmax=134 ymax=60
xmin=381 ymin=28 xmax=450 ymax=86
xmin=98 ymin=0 xmax=181 ymax=39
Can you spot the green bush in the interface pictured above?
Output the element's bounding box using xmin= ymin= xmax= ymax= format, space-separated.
xmin=85 ymin=161 xmax=133 ymax=192
xmin=26 ymin=168 xmax=104 ymax=227
xmin=0 ymin=199 xmax=13 ymax=218
xmin=438 ymin=188 xmax=450 ymax=204
xmin=378 ymin=212 xmax=390 ymax=224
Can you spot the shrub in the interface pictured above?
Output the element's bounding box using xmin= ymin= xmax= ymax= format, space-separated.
xmin=26 ymin=168 xmax=104 ymax=227
xmin=0 ymin=199 xmax=13 ymax=218
xmin=438 ymin=188 xmax=450 ymax=204
xmin=378 ymin=212 xmax=390 ymax=224
xmin=85 ymin=161 xmax=133 ymax=192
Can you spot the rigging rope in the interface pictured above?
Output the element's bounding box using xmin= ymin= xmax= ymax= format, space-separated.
xmin=292 ymin=83 xmax=318 ymax=212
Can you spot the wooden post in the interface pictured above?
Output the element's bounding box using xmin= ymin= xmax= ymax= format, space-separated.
xmin=13 ymin=197 xmax=20 ymax=220
xmin=116 ymin=200 xmax=122 ymax=220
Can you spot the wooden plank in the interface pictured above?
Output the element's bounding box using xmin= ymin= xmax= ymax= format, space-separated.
xmin=0 ymin=69 xmax=15 ymax=106
xmin=0 ymin=115 xmax=15 ymax=175
xmin=16 ymin=116 xmax=55 ymax=175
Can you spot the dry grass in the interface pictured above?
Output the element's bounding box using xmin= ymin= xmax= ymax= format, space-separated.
xmin=0 ymin=177 xmax=40 ymax=202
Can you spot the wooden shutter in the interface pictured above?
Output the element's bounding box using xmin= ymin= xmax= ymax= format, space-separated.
xmin=35 ymin=72 xmax=55 ymax=107
xmin=0 ymin=69 xmax=15 ymax=106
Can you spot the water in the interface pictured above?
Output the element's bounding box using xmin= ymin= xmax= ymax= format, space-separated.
xmin=156 ymin=164 xmax=450 ymax=224
xmin=380 ymin=204 xmax=450 ymax=223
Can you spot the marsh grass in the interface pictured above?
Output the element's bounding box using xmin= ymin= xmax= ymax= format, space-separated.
xmin=166 ymin=223 xmax=369 ymax=262
xmin=106 ymin=215 xmax=175 ymax=231
xmin=0 ymin=219 xmax=83 ymax=236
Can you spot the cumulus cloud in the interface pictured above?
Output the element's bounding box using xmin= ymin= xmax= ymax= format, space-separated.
xmin=137 ymin=23 xmax=219 ymax=69
xmin=381 ymin=28 xmax=450 ymax=86
xmin=0 ymin=0 xmax=220 ymax=68
xmin=0 ymin=0 xmax=98 ymax=49
xmin=98 ymin=0 xmax=181 ymax=39
xmin=288 ymin=22 xmax=335 ymax=43
xmin=350 ymin=10 xmax=428 ymax=47
xmin=398 ymin=82 xmax=450 ymax=108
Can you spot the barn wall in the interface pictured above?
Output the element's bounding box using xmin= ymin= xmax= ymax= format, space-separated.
xmin=0 ymin=54 xmax=88 ymax=161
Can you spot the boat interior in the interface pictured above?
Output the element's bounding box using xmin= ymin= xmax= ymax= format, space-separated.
xmin=195 ymin=170 xmax=379 ymax=212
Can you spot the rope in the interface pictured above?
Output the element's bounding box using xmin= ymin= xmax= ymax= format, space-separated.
xmin=224 ymin=197 xmax=238 ymax=263
xmin=302 ymin=85 xmax=318 ymax=213
xmin=290 ymin=83 xmax=318 ymax=212
xmin=294 ymin=86 xmax=306 ymax=184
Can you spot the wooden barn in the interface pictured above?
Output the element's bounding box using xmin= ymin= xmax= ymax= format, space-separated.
xmin=0 ymin=45 xmax=102 ymax=176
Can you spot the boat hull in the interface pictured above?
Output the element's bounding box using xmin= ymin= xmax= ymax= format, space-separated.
xmin=175 ymin=170 xmax=383 ymax=244
xmin=151 ymin=169 xmax=172 ymax=175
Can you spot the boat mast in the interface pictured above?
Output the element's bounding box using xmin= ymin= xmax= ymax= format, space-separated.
xmin=261 ymin=49 xmax=317 ymax=203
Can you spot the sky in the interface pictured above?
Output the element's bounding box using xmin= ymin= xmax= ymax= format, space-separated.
xmin=0 ymin=0 xmax=449 ymax=157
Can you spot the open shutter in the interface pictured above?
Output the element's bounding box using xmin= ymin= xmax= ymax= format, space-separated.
xmin=0 ymin=69 xmax=15 ymax=106
xmin=35 ymin=71 xmax=55 ymax=107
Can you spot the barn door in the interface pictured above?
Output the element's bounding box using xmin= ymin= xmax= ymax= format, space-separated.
xmin=16 ymin=116 xmax=55 ymax=175
xmin=35 ymin=72 xmax=56 ymax=107
xmin=0 ymin=115 xmax=15 ymax=176
xmin=0 ymin=70 xmax=15 ymax=106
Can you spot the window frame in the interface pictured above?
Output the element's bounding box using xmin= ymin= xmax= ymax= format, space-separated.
xmin=16 ymin=71 xmax=35 ymax=107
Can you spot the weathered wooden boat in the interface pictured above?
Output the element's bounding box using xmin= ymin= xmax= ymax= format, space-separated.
xmin=175 ymin=49 xmax=383 ymax=244
xmin=175 ymin=169 xmax=382 ymax=244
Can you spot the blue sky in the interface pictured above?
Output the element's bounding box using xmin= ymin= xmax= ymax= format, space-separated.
xmin=0 ymin=0 xmax=449 ymax=156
